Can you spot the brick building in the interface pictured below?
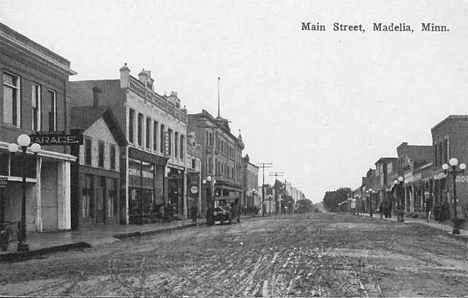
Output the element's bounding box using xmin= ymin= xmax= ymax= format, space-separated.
xmin=431 ymin=115 xmax=468 ymax=219
xmin=186 ymin=132 xmax=202 ymax=218
xmin=69 ymin=64 xmax=188 ymax=224
xmin=188 ymin=110 xmax=244 ymax=214
xmin=0 ymin=22 xmax=77 ymax=232
xmin=242 ymin=154 xmax=259 ymax=209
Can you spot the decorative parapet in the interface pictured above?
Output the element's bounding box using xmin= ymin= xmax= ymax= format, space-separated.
xmin=128 ymin=76 xmax=188 ymax=124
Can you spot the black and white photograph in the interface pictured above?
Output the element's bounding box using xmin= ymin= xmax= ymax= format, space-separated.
xmin=1 ymin=0 xmax=468 ymax=297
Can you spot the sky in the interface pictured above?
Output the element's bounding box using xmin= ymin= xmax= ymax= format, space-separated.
xmin=2 ymin=0 xmax=468 ymax=203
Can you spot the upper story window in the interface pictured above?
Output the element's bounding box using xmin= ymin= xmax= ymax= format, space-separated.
xmin=98 ymin=141 xmax=105 ymax=168
xmin=3 ymin=72 xmax=21 ymax=127
xmin=85 ymin=137 xmax=92 ymax=166
xmin=192 ymin=158 xmax=196 ymax=169
xmin=128 ymin=108 xmax=135 ymax=143
xmin=110 ymin=144 xmax=116 ymax=170
xmin=153 ymin=120 xmax=158 ymax=151
xmin=168 ymin=129 xmax=173 ymax=156
xmin=137 ymin=113 xmax=143 ymax=146
xmin=47 ymin=90 xmax=57 ymax=131
xmin=160 ymin=124 xmax=165 ymax=153
xmin=174 ymin=132 xmax=179 ymax=158
xmin=180 ymin=134 xmax=185 ymax=160
xmin=444 ymin=139 xmax=449 ymax=163
xmin=31 ymin=84 xmax=41 ymax=131
xmin=434 ymin=144 xmax=438 ymax=167
xmin=146 ymin=117 xmax=151 ymax=149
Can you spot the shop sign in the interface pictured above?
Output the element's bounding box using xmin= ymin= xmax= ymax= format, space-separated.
xmin=30 ymin=131 xmax=83 ymax=145
xmin=0 ymin=177 xmax=7 ymax=188
xmin=187 ymin=172 xmax=200 ymax=197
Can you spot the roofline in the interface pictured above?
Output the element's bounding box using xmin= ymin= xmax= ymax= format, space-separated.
xmin=431 ymin=115 xmax=468 ymax=133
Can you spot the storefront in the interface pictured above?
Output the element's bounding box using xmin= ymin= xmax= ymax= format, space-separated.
xmin=126 ymin=148 xmax=167 ymax=224
xmin=167 ymin=167 xmax=185 ymax=216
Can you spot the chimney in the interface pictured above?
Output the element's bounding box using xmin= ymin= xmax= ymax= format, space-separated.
xmin=92 ymin=87 xmax=102 ymax=107
xmin=119 ymin=63 xmax=131 ymax=88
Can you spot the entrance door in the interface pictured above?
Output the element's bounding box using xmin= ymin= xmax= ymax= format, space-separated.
xmin=96 ymin=177 xmax=106 ymax=224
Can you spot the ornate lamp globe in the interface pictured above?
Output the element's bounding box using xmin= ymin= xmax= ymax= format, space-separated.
xmin=449 ymin=158 xmax=459 ymax=167
xmin=17 ymin=134 xmax=31 ymax=147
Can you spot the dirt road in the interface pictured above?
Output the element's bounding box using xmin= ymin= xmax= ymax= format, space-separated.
xmin=1 ymin=213 xmax=468 ymax=297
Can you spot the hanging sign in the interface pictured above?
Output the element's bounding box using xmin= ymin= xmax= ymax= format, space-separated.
xmin=29 ymin=130 xmax=83 ymax=145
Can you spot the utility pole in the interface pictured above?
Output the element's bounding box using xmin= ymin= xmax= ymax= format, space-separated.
xmin=270 ymin=171 xmax=284 ymax=215
xmin=257 ymin=163 xmax=273 ymax=216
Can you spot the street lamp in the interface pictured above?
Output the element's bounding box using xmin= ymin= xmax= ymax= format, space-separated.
xmin=442 ymin=158 xmax=466 ymax=235
xmin=394 ymin=176 xmax=405 ymax=222
xmin=8 ymin=134 xmax=41 ymax=252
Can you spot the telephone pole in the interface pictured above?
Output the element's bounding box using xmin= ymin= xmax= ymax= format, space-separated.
xmin=269 ymin=171 xmax=284 ymax=215
xmin=257 ymin=163 xmax=273 ymax=216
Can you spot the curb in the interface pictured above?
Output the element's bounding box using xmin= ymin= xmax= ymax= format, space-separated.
xmin=113 ymin=222 xmax=203 ymax=240
xmin=0 ymin=242 xmax=92 ymax=263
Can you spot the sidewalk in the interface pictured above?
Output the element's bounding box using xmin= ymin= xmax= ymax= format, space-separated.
xmin=0 ymin=218 xmax=205 ymax=262
xmin=360 ymin=212 xmax=468 ymax=238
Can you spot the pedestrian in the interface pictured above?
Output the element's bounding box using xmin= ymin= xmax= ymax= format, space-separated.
xmin=191 ymin=204 xmax=198 ymax=223
xmin=206 ymin=203 xmax=214 ymax=226
xmin=426 ymin=195 xmax=433 ymax=223
xmin=379 ymin=203 xmax=383 ymax=219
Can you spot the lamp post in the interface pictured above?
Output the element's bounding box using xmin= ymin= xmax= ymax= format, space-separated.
xmin=8 ymin=134 xmax=41 ymax=252
xmin=442 ymin=158 xmax=466 ymax=235
xmin=394 ymin=176 xmax=405 ymax=222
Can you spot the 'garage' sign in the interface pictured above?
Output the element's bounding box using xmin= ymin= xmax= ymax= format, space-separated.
xmin=29 ymin=131 xmax=83 ymax=145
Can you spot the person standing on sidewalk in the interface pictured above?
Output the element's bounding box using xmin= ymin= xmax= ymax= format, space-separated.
xmin=190 ymin=203 xmax=198 ymax=224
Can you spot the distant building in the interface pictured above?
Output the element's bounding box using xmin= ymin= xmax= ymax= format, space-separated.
xmin=0 ymin=22 xmax=77 ymax=231
xmin=186 ymin=132 xmax=202 ymax=217
xmin=242 ymin=154 xmax=259 ymax=209
xmin=188 ymin=109 xmax=244 ymax=213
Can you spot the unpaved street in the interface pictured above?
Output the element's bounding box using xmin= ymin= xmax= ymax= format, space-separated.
xmin=1 ymin=213 xmax=468 ymax=297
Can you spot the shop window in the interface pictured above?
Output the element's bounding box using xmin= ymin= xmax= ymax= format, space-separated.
xmin=0 ymin=153 xmax=8 ymax=176
xmin=83 ymin=174 xmax=94 ymax=218
xmin=10 ymin=154 xmax=37 ymax=179
xmin=128 ymin=109 xmax=135 ymax=143
xmin=31 ymin=83 xmax=41 ymax=131
xmin=3 ymin=72 xmax=21 ymax=127
xmin=108 ymin=178 xmax=118 ymax=217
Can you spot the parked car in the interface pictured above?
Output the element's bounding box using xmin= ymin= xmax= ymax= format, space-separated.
xmin=208 ymin=206 xmax=232 ymax=225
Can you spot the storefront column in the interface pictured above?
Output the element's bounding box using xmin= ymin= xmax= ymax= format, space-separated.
xmin=34 ymin=156 xmax=43 ymax=232
xmin=57 ymin=161 xmax=71 ymax=230
xmin=410 ymin=185 xmax=415 ymax=213
xmin=183 ymin=170 xmax=188 ymax=218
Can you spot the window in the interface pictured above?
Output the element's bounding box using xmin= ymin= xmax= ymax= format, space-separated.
xmin=83 ymin=174 xmax=94 ymax=218
xmin=168 ymin=129 xmax=173 ymax=156
xmin=108 ymin=178 xmax=118 ymax=217
xmin=192 ymin=158 xmax=196 ymax=169
xmin=85 ymin=137 xmax=92 ymax=166
xmin=174 ymin=132 xmax=179 ymax=158
xmin=208 ymin=157 xmax=212 ymax=174
xmin=206 ymin=131 xmax=209 ymax=146
xmin=98 ymin=141 xmax=105 ymax=168
xmin=3 ymin=72 xmax=21 ymax=127
xmin=31 ymin=84 xmax=41 ymax=131
xmin=180 ymin=135 xmax=185 ymax=160
xmin=160 ymin=124 xmax=165 ymax=153
xmin=444 ymin=139 xmax=449 ymax=163
xmin=153 ymin=121 xmax=158 ymax=151
xmin=434 ymin=145 xmax=438 ymax=167
xmin=146 ymin=117 xmax=151 ymax=149
xmin=137 ymin=113 xmax=143 ymax=146
xmin=128 ymin=109 xmax=135 ymax=143
xmin=47 ymin=90 xmax=57 ymax=131
xmin=439 ymin=142 xmax=443 ymax=165
xmin=110 ymin=145 xmax=116 ymax=170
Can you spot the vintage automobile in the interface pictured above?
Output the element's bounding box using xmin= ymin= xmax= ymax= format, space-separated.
xmin=208 ymin=206 xmax=232 ymax=225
